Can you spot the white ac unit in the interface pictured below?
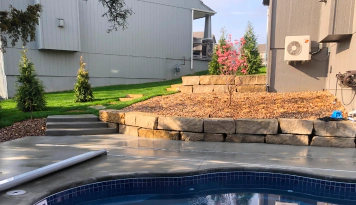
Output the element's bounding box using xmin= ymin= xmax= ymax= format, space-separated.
xmin=284 ymin=35 xmax=311 ymax=62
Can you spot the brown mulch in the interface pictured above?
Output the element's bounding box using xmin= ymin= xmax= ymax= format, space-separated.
xmin=122 ymin=91 xmax=347 ymax=120
xmin=0 ymin=118 xmax=46 ymax=143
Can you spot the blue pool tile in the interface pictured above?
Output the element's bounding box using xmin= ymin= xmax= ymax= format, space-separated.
xmin=35 ymin=171 xmax=356 ymax=205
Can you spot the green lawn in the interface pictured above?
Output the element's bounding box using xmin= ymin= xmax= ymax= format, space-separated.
xmin=0 ymin=78 xmax=183 ymax=128
xmin=258 ymin=66 xmax=267 ymax=74
xmin=0 ymin=68 xmax=267 ymax=128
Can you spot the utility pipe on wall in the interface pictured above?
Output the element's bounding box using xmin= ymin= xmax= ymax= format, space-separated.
xmin=0 ymin=149 xmax=108 ymax=192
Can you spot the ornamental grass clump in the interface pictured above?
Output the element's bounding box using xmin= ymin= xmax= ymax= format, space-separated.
xmin=74 ymin=56 xmax=94 ymax=102
xmin=15 ymin=48 xmax=46 ymax=112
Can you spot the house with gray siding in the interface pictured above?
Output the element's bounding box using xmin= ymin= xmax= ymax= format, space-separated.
xmin=263 ymin=0 xmax=356 ymax=111
xmin=0 ymin=0 xmax=215 ymax=99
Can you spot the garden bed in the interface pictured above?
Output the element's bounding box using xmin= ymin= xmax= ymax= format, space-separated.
xmin=121 ymin=91 xmax=347 ymax=120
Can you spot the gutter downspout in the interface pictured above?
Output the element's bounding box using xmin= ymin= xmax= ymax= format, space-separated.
xmin=0 ymin=149 xmax=107 ymax=192
xmin=266 ymin=1 xmax=272 ymax=92
xmin=191 ymin=9 xmax=194 ymax=70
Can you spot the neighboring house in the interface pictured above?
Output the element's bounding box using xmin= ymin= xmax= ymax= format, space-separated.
xmin=193 ymin=32 xmax=216 ymax=58
xmin=0 ymin=0 xmax=216 ymax=99
xmin=258 ymin=44 xmax=267 ymax=66
xmin=263 ymin=0 xmax=356 ymax=111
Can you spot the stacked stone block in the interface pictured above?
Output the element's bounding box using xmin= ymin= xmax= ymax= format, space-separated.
xmin=99 ymin=110 xmax=356 ymax=148
xmin=311 ymin=121 xmax=356 ymax=148
xmin=180 ymin=75 xmax=266 ymax=94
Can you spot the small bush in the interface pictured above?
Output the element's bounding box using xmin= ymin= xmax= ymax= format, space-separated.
xmin=74 ymin=56 xmax=94 ymax=102
xmin=15 ymin=49 xmax=46 ymax=112
xmin=208 ymin=32 xmax=227 ymax=75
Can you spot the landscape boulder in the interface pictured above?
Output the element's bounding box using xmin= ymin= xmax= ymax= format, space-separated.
xmin=158 ymin=116 xmax=203 ymax=132
xmin=204 ymin=118 xmax=235 ymax=134
xmin=279 ymin=118 xmax=313 ymax=135
xmin=235 ymin=75 xmax=266 ymax=85
xmin=154 ymin=130 xmax=180 ymax=140
xmin=200 ymin=75 xmax=233 ymax=85
xmin=181 ymin=132 xmax=204 ymax=141
xmin=135 ymin=113 xmax=158 ymax=129
xmin=193 ymin=85 xmax=215 ymax=93
xmin=226 ymin=134 xmax=265 ymax=143
xmin=182 ymin=76 xmax=200 ymax=85
xmin=124 ymin=112 xmax=139 ymax=126
xmin=314 ymin=120 xmax=356 ymax=137
xmin=213 ymin=85 xmax=229 ymax=93
xmin=99 ymin=109 xmax=125 ymax=124
xmin=235 ymin=119 xmax=278 ymax=134
xmin=204 ymin=133 xmax=224 ymax=142
xmin=119 ymin=125 xmax=139 ymax=137
xmin=237 ymin=85 xmax=266 ymax=93
xmin=266 ymin=134 xmax=309 ymax=146
xmin=138 ymin=129 xmax=155 ymax=138
xmin=311 ymin=136 xmax=355 ymax=148
xmin=179 ymin=86 xmax=193 ymax=93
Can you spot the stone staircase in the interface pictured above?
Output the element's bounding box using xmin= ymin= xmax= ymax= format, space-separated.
xmin=166 ymin=84 xmax=182 ymax=92
xmin=46 ymin=114 xmax=118 ymax=136
xmin=119 ymin=94 xmax=144 ymax=102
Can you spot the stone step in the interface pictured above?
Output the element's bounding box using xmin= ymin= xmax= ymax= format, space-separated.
xmin=45 ymin=128 xmax=118 ymax=136
xmin=119 ymin=98 xmax=135 ymax=102
xmin=126 ymin=94 xmax=144 ymax=98
xmin=170 ymin=84 xmax=182 ymax=89
xmin=46 ymin=122 xmax=109 ymax=129
xmin=46 ymin=114 xmax=99 ymax=122
xmin=166 ymin=88 xmax=178 ymax=92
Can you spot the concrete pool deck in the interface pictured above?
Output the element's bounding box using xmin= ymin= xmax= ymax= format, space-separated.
xmin=0 ymin=134 xmax=356 ymax=205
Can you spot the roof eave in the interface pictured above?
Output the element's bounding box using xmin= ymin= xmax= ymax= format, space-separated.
xmin=199 ymin=0 xmax=216 ymax=13
xmin=263 ymin=0 xmax=270 ymax=6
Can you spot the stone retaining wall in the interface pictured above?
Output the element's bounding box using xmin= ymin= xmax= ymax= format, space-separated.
xmin=99 ymin=110 xmax=356 ymax=148
xmin=180 ymin=75 xmax=266 ymax=93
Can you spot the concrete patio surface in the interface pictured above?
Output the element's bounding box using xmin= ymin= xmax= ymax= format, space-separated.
xmin=0 ymin=134 xmax=356 ymax=205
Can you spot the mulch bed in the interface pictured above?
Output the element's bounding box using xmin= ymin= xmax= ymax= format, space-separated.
xmin=122 ymin=91 xmax=347 ymax=120
xmin=0 ymin=118 xmax=46 ymax=143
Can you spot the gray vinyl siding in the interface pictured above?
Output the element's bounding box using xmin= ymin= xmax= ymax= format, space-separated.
xmin=1 ymin=0 xmax=212 ymax=97
xmin=325 ymin=35 xmax=356 ymax=111
xmin=319 ymin=0 xmax=334 ymax=41
xmin=319 ymin=0 xmax=355 ymax=41
xmin=267 ymin=0 xmax=328 ymax=92
xmin=270 ymin=0 xmax=321 ymax=49
xmin=267 ymin=0 xmax=356 ymax=111
xmin=334 ymin=0 xmax=355 ymax=35
xmin=35 ymin=0 xmax=81 ymax=51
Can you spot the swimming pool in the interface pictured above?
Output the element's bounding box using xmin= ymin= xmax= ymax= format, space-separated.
xmin=34 ymin=171 xmax=356 ymax=205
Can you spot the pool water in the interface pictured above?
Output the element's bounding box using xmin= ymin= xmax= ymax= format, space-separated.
xmin=80 ymin=191 xmax=347 ymax=205
xmin=35 ymin=172 xmax=356 ymax=205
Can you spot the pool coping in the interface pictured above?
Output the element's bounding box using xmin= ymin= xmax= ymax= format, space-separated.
xmin=1 ymin=134 xmax=355 ymax=205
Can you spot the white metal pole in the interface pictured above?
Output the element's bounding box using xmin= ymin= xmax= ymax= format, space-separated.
xmin=0 ymin=149 xmax=107 ymax=192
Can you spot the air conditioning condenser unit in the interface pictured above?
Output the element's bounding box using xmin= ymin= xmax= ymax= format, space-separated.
xmin=284 ymin=35 xmax=311 ymax=62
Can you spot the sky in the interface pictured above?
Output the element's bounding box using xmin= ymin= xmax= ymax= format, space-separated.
xmin=194 ymin=0 xmax=268 ymax=44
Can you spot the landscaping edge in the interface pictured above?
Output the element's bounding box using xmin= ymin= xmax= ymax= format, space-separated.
xmin=99 ymin=110 xmax=356 ymax=148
